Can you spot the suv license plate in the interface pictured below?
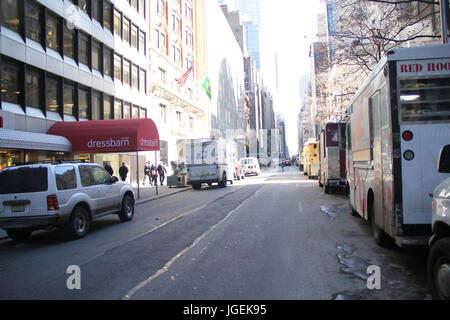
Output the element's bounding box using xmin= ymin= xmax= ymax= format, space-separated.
xmin=11 ymin=204 xmax=25 ymax=212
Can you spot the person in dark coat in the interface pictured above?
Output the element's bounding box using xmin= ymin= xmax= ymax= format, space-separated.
xmin=143 ymin=161 xmax=152 ymax=185
xmin=157 ymin=162 xmax=167 ymax=186
xmin=150 ymin=164 xmax=157 ymax=186
xmin=104 ymin=162 xmax=113 ymax=176
xmin=119 ymin=162 xmax=128 ymax=181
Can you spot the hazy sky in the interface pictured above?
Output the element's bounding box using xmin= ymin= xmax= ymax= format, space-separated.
xmin=260 ymin=0 xmax=323 ymax=155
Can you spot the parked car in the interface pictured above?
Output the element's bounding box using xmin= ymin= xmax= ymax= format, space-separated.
xmin=240 ymin=157 xmax=261 ymax=176
xmin=428 ymin=145 xmax=450 ymax=300
xmin=0 ymin=162 xmax=135 ymax=241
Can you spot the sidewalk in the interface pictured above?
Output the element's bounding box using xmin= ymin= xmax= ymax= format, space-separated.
xmin=132 ymin=183 xmax=192 ymax=205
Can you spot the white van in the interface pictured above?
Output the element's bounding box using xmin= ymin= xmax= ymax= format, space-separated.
xmin=240 ymin=157 xmax=261 ymax=176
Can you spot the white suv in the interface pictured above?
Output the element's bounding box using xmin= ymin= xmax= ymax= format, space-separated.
xmin=0 ymin=162 xmax=135 ymax=241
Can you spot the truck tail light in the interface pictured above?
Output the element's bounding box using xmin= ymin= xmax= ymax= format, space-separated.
xmin=402 ymin=130 xmax=413 ymax=141
xmin=47 ymin=195 xmax=59 ymax=211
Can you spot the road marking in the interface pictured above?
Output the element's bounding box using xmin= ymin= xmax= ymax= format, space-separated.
xmin=298 ymin=201 xmax=303 ymax=214
xmin=122 ymin=185 xmax=264 ymax=300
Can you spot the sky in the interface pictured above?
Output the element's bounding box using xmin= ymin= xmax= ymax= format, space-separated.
xmin=260 ymin=0 xmax=323 ymax=156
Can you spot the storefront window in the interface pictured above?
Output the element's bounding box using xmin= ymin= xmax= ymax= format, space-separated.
xmin=1 ymin=59 xmax=21 ymax=105
xmin=63 ymin=82 xmax=76 ymax=116
xmin=0 ymin=150 xmax=23 ymax=170
xmin=78 ymin=87 xmax=89 ymax=119
xmin=25 ymin=69 xmax=41 ymax=109
xmin=46 ymin=76 xmax=60 ymax=113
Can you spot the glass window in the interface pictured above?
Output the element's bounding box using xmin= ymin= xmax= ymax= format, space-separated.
xmin=25 ymin=69 xmax=41 ymax=109
xmin=104 ymin=94 xmax=112 ymax=119
xmin=104 ymin=1 xmax=113 ymax=32
xmin=139 ymin=31 xmax=145 ymax=55
xmin=132 ymin=105 xmax=139 ymax=118
xmin=46 ymin=76 xmax=60 ymax=113
xmin=92 ymin=40 xmax=101 ymax=72
xmin=78 ymin=87 xmax=89 ymax=119
xmin=123 ymin=102 xmax=131 ymax=119
xmin=26 ymin=1 xmax=42 ymax=43
xmin=139 ymin=107 xmax=146 ymax=119
xmin=123 ymin=59 xmax=130 ymax=86
xmin=114 ymin=54 xmax=122 ymax=81
xmin=64 ymin=22 xmax=76 ymax=59
xmin=131 ymin=24 xmax=138 ymax=49
xmin=103 ymin=47 xmax=112 ymax=77
xmin=160 ymin=104 xmax=166 ymax=123
xmin=114 ymin=100 xmax=122 ymax=119
xmin=123 ymin=18 xmax=130 ymax=44
xmin=92 ymin=0 xmax=101 ymax=23
xmin=1 ymin=60 xmax=21 ymax=105
xmin=92 ymin=90 xmax=101 ymax=120
xmin=139 ymin=69 xmax=146 ymax=93
xmin=0 ymin=167 xmax=48 ymax=194
xmin=79 ymin=0 xmax=91 ymax=16
xmin=139 ymin=0 xmax=145 ymax=17
xmin=63 ymin=82 xmax=76 ymax=116
xmin=114 ymin=10 xmax=122 ymax=37
xmin=400 ymin=78 xmax=450 ymax=122
xmin=0 ymin=0 xmax=20 ymax=33
xmin=46 ymin=13 xmax=60 ymax=51
xmin=132 ymin=0 xmax=138 ymax=11
xmin=79 ymin=32 xmax=90 ymax=66
xmin=132 ymin=64 xmax=138 ymax=89
xmin=79 ymin=165 xmax=93 ymax=187
xmin=55 ymin=165 xmax=77 ymax=190
xmin=90 ymin=166 xmax=111 ymax=185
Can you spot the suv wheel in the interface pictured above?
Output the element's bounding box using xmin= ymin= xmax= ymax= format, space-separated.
xmin=65 ymin=205 xmax=90 ymax=240
xmin=428 ymin=238 xmax=450 ymax=300
xmin=119 ymin=194 xmax=134 ymax=222
xmin=6 ymin=229 xmax=32 ymax=241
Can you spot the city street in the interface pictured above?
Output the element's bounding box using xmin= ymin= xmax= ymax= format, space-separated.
xmin=0 ymin=166 xmax=431 ymax=300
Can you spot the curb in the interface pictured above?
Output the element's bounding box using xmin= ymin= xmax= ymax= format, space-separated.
xmin=135 ymin=187 xmax=192 ymax=205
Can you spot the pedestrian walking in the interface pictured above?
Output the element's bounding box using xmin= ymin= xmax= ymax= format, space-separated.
xmin=281 ymin=160 xmax=285 ymax=172
xmin=143 ymin=161 xmax=152 ymax=185
xmin=150 ymin=164 xmax=158 ymax=186
xmin=119 ymin=162 xmax=128 ymax=181
xmin=157 ymin=162 xmax=167 ymax=186
xmin=104 ymin=162 xmax=113 ymax=176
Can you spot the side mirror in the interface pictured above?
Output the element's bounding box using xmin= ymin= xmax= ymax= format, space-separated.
xmin=438 ymin=145 xmax=450 ymax=173
xmin=111 ymin=176 xmax=119 ymax=183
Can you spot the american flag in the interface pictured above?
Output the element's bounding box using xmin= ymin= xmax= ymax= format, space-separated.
xmin=177 ymin=65 xmax=194 ymax=87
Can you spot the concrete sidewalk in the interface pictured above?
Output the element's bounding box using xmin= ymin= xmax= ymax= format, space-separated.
xmin=132 ymin=183 xmax=191 ymax=205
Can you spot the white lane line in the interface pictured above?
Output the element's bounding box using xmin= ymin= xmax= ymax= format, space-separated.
xmin=122 ymin=185 xmax=264 ymax=300
xmin=298 ymin=201 xmax=303 ymax=214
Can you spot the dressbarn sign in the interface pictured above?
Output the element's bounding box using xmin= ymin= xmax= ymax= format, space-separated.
xmin=398 ymin=59 xmax=450 ymax=76
xmin=47 ymin=119 xmax=160 ymax=153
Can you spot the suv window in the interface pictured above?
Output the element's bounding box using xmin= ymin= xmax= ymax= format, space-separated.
xmin=55 ymin=165 xmax=77 ymax=190
xmin=90 ymin=166 xmax=112 ymax=185
xmin=0 ymin=167 xmax=48 ymax=194
xmin=79 ymin=165 xmax=94 ymax=186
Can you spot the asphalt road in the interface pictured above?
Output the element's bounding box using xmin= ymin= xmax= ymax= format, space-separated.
xmin=0 ymin=166 xmax=431 ymax=300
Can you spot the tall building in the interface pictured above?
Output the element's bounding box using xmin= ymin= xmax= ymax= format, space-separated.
xmin=147 ymin=0 xmax=209 ymax=167
xmin=0 ymin=0 xmax=151 ymax=182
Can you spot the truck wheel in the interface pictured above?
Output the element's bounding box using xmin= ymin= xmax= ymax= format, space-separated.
xmin=219 ymin=173 xmax=227 ymax=188
xmin=119 ymin=194 xmax=134 ymax=222
xmin=428 ymin=238 xmax=450 ymax=300
xmin=369 ymin=201 xmax=391 ymax=246
xmin=64 ymin=205 xmax=90 ymax=240
xmin=192 ymin=183 xmax=202 ymax=190
xmin=6 ymin=229 xmax=32 ymax=241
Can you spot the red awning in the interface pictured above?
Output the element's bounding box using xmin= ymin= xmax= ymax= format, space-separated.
xmin=47 ymin=118 xmax=160 ymax=153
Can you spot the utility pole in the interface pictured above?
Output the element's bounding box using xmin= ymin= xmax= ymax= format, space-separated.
xmin=442 ymin=0 xmax=449 ymax=44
